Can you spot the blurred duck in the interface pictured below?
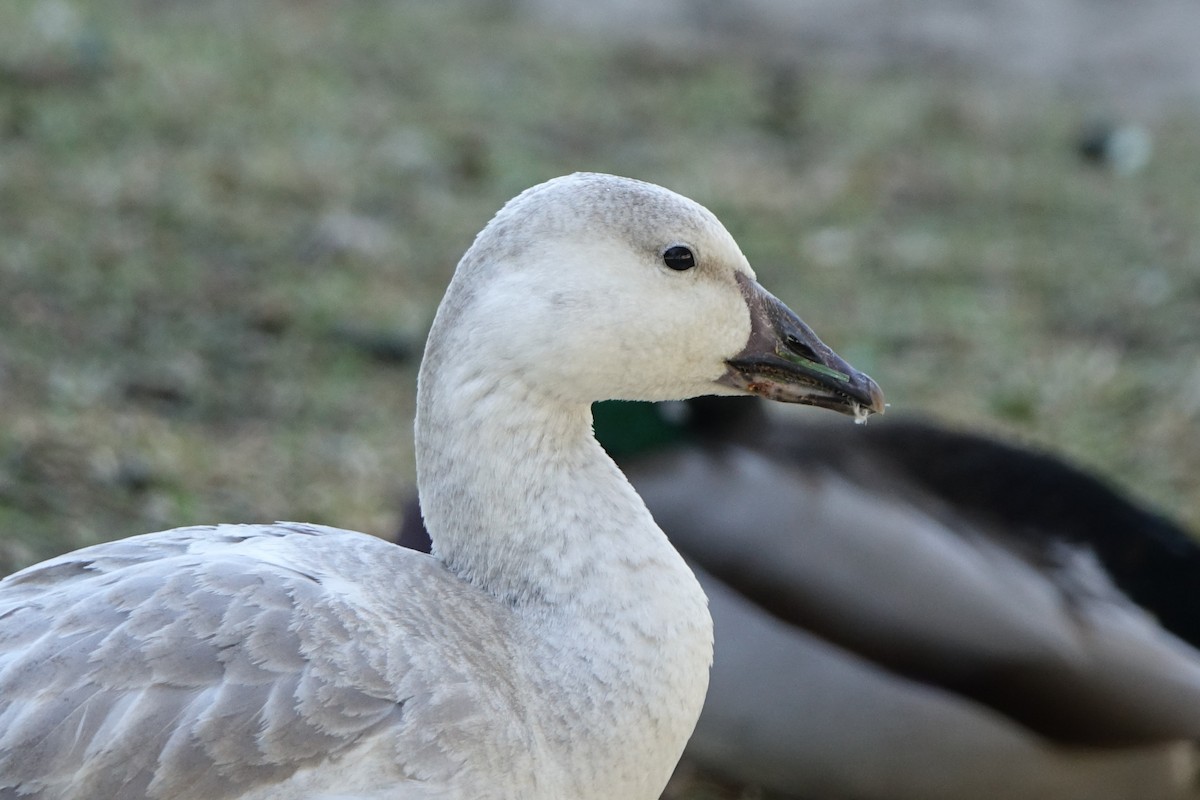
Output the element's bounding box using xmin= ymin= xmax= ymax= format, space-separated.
xmin=400 ymin=396 xmax=1200 ymax=800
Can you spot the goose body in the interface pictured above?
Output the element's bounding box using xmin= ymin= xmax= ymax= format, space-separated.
xmin=0 ymin=174 xmax=882 ymax=799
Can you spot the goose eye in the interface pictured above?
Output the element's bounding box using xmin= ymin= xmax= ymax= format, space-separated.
xmin=662 ymin=245 xmax=696 ymax=271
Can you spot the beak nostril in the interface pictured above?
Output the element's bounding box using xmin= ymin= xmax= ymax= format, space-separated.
xmin=784 ymin=334 xmax=819 ymax=362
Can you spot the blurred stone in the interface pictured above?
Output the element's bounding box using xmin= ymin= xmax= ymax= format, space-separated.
xmin=1 ymin=0 xmax=111 ymax=90
xmin=890 ymin=229 xmax=950 ymax=272
xmin=329 ymin=325 xmax=419 ymax=365
xmin=1133 ymin=267 xmax=1172 ymax=307
xmin=803 ymin=227 xmax=855 ymax=270
xmin=121 ymin=355 xmax=206 ymax=412
xmin=376 ymin=127 xmax=440 ymax=175
xmin=309 ymin=210 xmax=398 ymax=261
xmin=31 ymin=0 xmax=83 ymax=44
xmin=1078 ymin=122 xmax=1153 ymax=174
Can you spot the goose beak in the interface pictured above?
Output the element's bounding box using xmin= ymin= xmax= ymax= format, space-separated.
xmin=718 ymin=273 xmax=885 ymax=418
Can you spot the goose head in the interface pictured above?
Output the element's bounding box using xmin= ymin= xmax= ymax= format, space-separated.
xmin=424 ymin=172 xmax=883 ymax=416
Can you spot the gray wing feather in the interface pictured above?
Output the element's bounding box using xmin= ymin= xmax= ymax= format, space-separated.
xmin=0 ymin=524 xmax=411 ymax=800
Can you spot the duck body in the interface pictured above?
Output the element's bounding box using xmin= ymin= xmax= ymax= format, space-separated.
xmin=618 ymin=398 xmax=1200 ymax=799
xmin=0 ymin=174 xmax=883 ymax=799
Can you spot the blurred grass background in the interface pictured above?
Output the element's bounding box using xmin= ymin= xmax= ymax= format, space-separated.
xmin=0 ymin=2 xmax=1198 ymax=792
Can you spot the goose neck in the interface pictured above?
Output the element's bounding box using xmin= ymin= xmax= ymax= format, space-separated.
xmin=415 ymin=369 xmax=663 ymax=609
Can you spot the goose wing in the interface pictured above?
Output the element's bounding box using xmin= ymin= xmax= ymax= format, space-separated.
xmin=0 ymin=523 xmax=451 ymax=800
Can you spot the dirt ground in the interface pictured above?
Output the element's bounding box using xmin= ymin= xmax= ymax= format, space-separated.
xmin=526 ymin=0 xmax=1200 ymax=119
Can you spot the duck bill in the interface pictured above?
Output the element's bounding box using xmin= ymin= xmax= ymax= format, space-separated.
xmin=718 ymin=273 xmax=885 ymax=419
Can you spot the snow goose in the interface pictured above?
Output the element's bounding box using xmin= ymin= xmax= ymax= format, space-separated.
xmin=0 ymin=173 xmax=883 ymax=800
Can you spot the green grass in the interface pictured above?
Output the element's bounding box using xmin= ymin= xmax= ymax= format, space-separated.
xmin=4 ymin=0 xmax=1199 ymax=594
xmin=1 ymin=1 xmax=1199 ymax=793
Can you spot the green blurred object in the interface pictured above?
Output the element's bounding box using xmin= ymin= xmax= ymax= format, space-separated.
xmin=592 ymin=401 xmax=694 ymax=461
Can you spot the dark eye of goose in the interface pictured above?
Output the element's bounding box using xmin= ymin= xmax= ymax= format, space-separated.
xmin=662 ymin=245 xmax=696 ymax=271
